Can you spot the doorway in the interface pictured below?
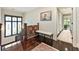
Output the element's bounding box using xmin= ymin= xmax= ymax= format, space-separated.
xmin=63 ymin=15 xmax=71 ymax=30
xmin=57 ymin=7 xmax=73 ymax=51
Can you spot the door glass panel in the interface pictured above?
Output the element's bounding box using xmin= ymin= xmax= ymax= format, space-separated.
xmin=12 ymin=22 xmax=17 ymax=34
xmin=6 ymin=16 xmax=11 ymax=21
xmin=18 ymin=18 xmax=21 ymax=21
xmin=12 ymin=17 xmax=17 ymax=21
xmin=6 ymin=22 xmax=11 ymax=36
xmin=18 ymin=22 xmax=21 ymax=33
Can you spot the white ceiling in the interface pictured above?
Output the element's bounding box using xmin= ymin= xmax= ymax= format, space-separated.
xmin=58 ymin=7 xmax=72 ymax=15
xmin=2 ymin=7 xmax=38 ymax=13
xmin=2 ymin=7 xmax=72 ymax=15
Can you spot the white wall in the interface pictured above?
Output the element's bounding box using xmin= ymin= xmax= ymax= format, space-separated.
xmin=76 ymin=8 xmax=79 ymax=48
xmin=56 ymin=9 xmax=63 ymax=34
xmin=23 ymin=7 xmax=57 ymax=40
xmin=59 ymin=12 xmax=63 ymax=31
xmin=72 ymin=8 xmax=77 ymax=48
xmin=72 ymin=7 xmax=79 ymax=48
xmin=1 ymin=8 xmax=24 ymax=45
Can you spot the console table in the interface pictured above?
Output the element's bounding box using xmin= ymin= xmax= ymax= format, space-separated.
xmin=36 ymin=30 xmax=53 ymax=46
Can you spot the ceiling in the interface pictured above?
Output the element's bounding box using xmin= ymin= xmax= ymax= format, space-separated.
xmin=2 ymin=7 xmax=73 ymax=15
xmin=58 ymin=7 xmax=72 ymax=15
xmin=2 ymin=7 xmax=38 ymax=13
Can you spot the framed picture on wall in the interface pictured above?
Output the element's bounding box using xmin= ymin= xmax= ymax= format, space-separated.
xmin=40 ymin=11 xmax=52 ymax=21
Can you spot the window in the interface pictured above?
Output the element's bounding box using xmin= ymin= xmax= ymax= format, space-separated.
xmin=5 ymin=15 xmax=22 ymax=37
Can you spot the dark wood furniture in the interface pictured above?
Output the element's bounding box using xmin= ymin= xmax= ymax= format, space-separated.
xmin=52 ymin=40 xmax=74 ymax=51
xmin=36 ymin=30 xmax=53 ymax=46
xmin=21 ymin=23 xmax=39 ymax=50
xmin=0 ymin=24 xmax=2 ymax=46
xmin=0 ymin=24 xmax=2 ymax=51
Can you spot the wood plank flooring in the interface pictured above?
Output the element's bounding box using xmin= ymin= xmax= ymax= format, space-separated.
xmin=2 ymin=39 xmax=78 ymax=51
xmin=2 ymin=40 xmax=40 ymax=51
xmin=2 ymin=30 xmax=79 ymax=51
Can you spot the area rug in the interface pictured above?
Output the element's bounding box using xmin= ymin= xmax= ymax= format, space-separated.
xmin=31 ymin=42 xmax=59 ymax=51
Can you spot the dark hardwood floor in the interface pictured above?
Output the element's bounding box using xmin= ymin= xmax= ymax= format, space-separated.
xmin=2 ymin=39 xmax=40 ymax=51
xmin=2 ymin=37 xmax=79 ymax=51
xmin=53 ymin=40 xmax=78 ymax=51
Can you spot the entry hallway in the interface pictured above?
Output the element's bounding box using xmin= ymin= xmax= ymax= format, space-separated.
xmin=57 ymin=30 xmax=72 ymax=44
